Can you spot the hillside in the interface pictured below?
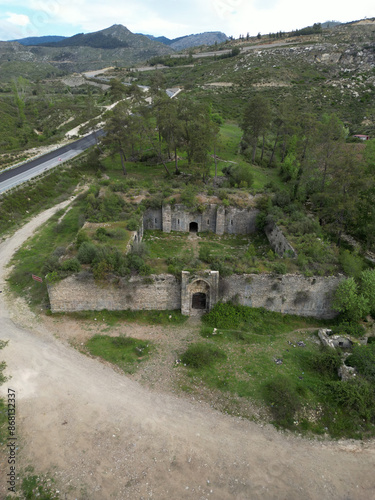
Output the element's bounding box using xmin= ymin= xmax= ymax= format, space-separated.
xmin=145 ymin=31 xmax=228 ymax=49
xmin=0 ymin=24 xmax=173 ymax=74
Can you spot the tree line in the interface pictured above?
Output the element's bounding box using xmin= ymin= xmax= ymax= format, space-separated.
xmin=241 ymin=95 xmax=375 ymax=249
xmin=102 ymin=83 xmax=220 ymax=180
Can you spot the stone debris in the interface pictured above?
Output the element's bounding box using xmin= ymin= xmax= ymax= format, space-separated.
xmin=274 ymin=358 xmax=283 ymax=365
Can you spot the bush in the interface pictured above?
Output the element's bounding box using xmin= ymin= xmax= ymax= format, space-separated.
xmin=272 ymin=262 xmax=287 ymax=274
xmin=331 ymin=321 xmax=365 ymax=338
xmin=77 ymin=241 xmax=98 ymax=264
xmin=181 ymin=343 xmax=227 ymax=369
xmin=263 ymin=376 xmax=301 ymax=427
xmin=325 ymin=379 xmax=375 ymax=422
xmin=76 ymin=229 xmax=90 ymax=248
xmin=333 ymin=277 xmax=370 ymax=322
xmin=311 ymin=347 xmax=342 ymax=377
xmin=339 ymin=250 xmax=364 ymax=278
xmin=345 ymin=343 xmax=375 ymax=382
xmin=61 ymin=258 xmax=81 ymax=273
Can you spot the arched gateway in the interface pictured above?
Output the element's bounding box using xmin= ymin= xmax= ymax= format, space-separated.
xmin=181 ymin=271 xmax=219 ymax=316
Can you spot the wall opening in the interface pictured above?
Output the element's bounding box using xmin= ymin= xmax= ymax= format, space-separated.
xmin=192 ymin=292 xmax=207 ymax=310
xmin=189 ymin=222 xmax=198 ymax=232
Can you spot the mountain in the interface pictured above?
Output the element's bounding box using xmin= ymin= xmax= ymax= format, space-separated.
xmin=0 ymin=25 xmax=173 ymax=75
xmin=9 ymin=35 xmax=66 ymax=45
xmin=170 ymin=32 xmax=228 ymax=50
xmin=144 ymin=31 xmax=228 ymax=49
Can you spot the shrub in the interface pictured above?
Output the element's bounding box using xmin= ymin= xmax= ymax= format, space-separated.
xmin=126 ymin=217 xmax=139 ymax=231
xmin=359 ymin=269 xmax=375 ymax=315
xmin=339 ymin=250 xmax=364 ymax=278
xmin=345 ymin=343 xmax=375 ymax=382
xmin=61 ymin=258 xmax=81 ymax=273
xmin=77 ymin=241 xmax=98 ymax=264
xmin=333 ymin=277 xmax=370 ymax=322
xmin=272 ymin=262 xmax=287 ymax=274
xmin=181 ymin=343 xmax=227 ymax=369
xmin=325 ymin=379 xmax=375 ymax=422
xmin=311 ymin=347 xmax=342 ymax=377
xmin=331 ymin=321 xmax=365 ymax=338
xmin=76 ymin=229 xmax=90 ymax=248
xmin=263 ymin=376 xmax=301 ymax=427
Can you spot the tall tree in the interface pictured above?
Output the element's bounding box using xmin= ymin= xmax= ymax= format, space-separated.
xmin=241 ymin=95 xmax=271 ymax=163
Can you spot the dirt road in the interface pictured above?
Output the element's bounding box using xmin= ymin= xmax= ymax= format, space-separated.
xmin=1 ymin=203 xmax=375 ymax=499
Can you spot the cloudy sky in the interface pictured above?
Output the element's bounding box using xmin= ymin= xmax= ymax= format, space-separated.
xmin=0 ymin=0 xmax=374 ymax=41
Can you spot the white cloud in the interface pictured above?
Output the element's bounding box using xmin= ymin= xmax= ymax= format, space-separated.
xmin=0 ymin=0 xmax=374 ymax=39
xmin=6 ymin=13 xmax=30 ymax=27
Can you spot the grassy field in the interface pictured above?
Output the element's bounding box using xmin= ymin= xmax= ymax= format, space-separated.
xmin=176 ymin=303 xmax=375 ymax=439
xmin=85 ymin=335 xmax=154 ymax=374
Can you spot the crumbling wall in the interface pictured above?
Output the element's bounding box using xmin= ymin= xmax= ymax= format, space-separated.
xmin=48 ymin=273 xmax=181 ymax=313
xmin=220 ymin=273 xmax=344 ymax=318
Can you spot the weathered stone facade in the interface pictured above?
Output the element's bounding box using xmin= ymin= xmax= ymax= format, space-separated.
xmin=48 ymin=273 xmax=180 ymax=313
xmin=220 ymin=273 xmax=344 ymax=319
xmin=265 ymin=223 xmax=297 ymax=258
xmin=143 ymin=204 xmax=259 ymax=235
xmin=48 ymin=271 xmax=343 ymax=319
xmin=181 ymin=270 xmax=219 ymax=316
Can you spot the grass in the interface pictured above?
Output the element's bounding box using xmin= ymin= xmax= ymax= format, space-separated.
xmin=58 ymin=308 xmax=188 ymax=326
xmin=0 ymin=163 xmax=83 ymax=239
xmin=7 ymin=201 xmax=85 ymax=309
xmin=82 ymin=221 xmax=132 ymax=252
xmin=85 ymin=335 xmax=153 ymax=374
xmin=177 ymin=303 xmax=375 ymax=439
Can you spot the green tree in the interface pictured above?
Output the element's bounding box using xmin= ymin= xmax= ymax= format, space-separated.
xmin=333 ymin=277 xmax=369 ymax=322
xmin=241 ymin=95 xmax=271 ymax=163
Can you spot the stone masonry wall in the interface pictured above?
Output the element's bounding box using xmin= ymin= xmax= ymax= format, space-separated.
xmin=48 ymin=271 xmax=343 ymax=319
xmin=265 ymin=223 xmax=297 ymax=258
xmin=143 ymin=204 xmax=258 ymax=235
xmin=48 ymin=273 xmax=180 ymax=313
xmin=220 ymin=273 xmax=344 ymax=318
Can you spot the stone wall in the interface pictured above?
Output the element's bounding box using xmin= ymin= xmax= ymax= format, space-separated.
xmin=220 ymin=273 xmax=344 ymax=319
xmin=265 ymin=223 xmax=297 ymax=258
xmin=143 ymin=204 xmax=258 ymax=235
xmin=48 ymin=273 xmax=180 ymax=313
xmin=48 ymin=270 xmax=343 ymax=319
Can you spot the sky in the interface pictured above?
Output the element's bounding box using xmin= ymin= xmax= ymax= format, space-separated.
xmin=0 ymin=0 xmax=374 ymax=41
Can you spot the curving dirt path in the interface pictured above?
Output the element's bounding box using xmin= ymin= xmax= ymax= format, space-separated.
xmin=1 ymin=203 xmax=375 ymax=499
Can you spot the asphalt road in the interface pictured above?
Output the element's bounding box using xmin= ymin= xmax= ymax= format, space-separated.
xmin=0 ymin=129 xmax=105 ymax=194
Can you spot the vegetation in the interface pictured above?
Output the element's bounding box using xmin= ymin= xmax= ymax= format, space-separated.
xmin=85 ymin=335 xmax=153 ymax=373
xmin=178 ymin=302 xmax=375 ymax=438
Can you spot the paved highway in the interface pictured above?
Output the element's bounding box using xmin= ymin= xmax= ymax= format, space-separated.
xmin=0 ymin=129 xmax=105 ymax=194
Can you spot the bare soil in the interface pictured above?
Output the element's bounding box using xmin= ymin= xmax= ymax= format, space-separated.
xmin=1 ymin=201 xmax=375 ymax=499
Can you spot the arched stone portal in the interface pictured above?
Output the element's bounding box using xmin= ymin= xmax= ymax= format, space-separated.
xmin=181 ymin=272 xmax=219 ymax=316
xmin=189 ymin=222 xmax=198 ymax=232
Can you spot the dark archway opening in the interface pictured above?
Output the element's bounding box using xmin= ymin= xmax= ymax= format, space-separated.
xmin=192 ymin=292 xmax=207 ymax=309
xmin=189 ymin=222 xmax=198 ymax=233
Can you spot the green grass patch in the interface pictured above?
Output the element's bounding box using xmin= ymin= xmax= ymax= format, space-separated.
xmin=178 ymin=303 xmax=375 ymax=438
xmin=59 ymin=308 xmax=187 ymax=326
xmin=85 ymin=334 xmax=153 ymax=373
xmin=7 ymin=200 xmax=85 ymax=309
xmin=0 ymin=164 xmax=82 ymax=238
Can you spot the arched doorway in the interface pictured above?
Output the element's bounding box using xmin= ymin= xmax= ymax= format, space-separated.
xmin=192 ymin=292 xmax=207 ymax=310
xmin=189 ymin=222 xmax=198 ymax=232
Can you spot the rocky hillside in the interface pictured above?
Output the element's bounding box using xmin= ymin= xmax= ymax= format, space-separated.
xmin=0 ymin=24 xmax=173 ymax=74
xmin=146 ymin=31 xmax=228 ymax=49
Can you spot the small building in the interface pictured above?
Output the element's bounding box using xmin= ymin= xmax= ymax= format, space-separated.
xmin=353 ymin=134 xmax=370 ymax=140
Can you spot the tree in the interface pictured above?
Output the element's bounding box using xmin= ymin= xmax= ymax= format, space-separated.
xmin=108 ymin=78 xmax=127 ymax=103
xmin=333 ymin=277 xmax=369 ymax=322
xmin=102 ymin=101 xmax=137 ymax=175
xmin=154 ymin=95 xmax=183 ymax=173
xmin=241 ymin=95 xmax=271 ymax=163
